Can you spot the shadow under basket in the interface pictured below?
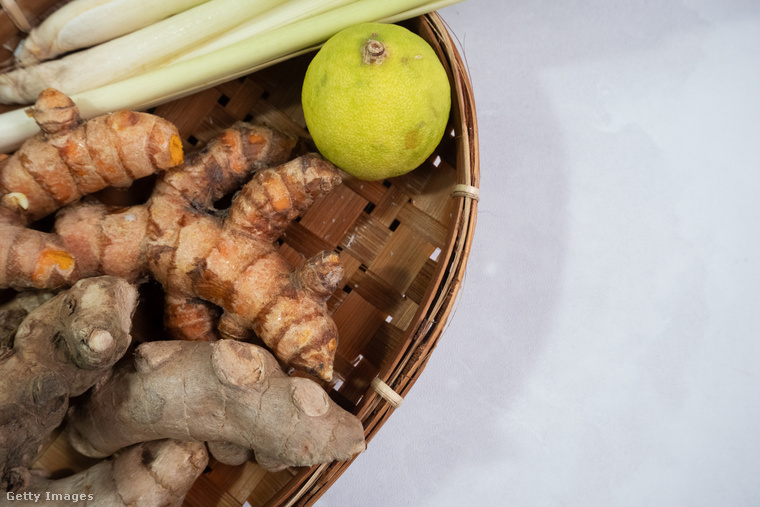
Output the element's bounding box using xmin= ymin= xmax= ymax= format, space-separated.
xmin=1 ymin=5 xmax=479 ymax=506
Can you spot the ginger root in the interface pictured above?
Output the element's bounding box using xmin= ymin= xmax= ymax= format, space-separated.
xmin=0 ymin=88 xmax=184 ymax=289
xmin=55 ymin=126 xmax=343 ymax=380
xmin=66 ymin=340 xmax=366 ymax=471
xmin=11 ymin=440 xmax=208 ymax=506
xmin=0 ymin=290 xmax=53 ymax=349
xmin=0 ymin=276 xmax=138 ymax=493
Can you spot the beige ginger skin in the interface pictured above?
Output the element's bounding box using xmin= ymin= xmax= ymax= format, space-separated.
xmin=0 ymin=276 xmax=138 ymax=493
xmin=66 ymin=339 xmax=366 ymax=471
xmin=10 ymin=439 xmax=208 ymax=506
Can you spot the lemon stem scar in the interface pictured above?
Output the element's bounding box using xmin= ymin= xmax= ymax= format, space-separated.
xmin=362 ymin=36 xmax=387 ymax=65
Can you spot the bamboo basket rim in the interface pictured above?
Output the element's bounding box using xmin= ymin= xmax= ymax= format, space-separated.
xmin=264 ymin=11 xmax=479 ymax=507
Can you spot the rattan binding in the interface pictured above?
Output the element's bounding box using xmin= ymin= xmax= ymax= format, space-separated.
xmin=0 ymin=4 xmax=479 ymax=506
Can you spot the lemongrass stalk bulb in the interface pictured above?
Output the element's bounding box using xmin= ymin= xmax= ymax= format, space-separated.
xmin=14 ymin=0 xmax=211 ymax=67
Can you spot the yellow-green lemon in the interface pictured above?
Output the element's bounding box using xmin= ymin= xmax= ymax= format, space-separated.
xmin=302 ymin=22 xmax=451 ymax=181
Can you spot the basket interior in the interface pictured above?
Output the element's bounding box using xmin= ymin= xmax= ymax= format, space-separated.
xmin=1 ymin=4 xmax=477 ymax=506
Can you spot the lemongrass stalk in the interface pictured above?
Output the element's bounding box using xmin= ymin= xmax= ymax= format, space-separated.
xmin=0 ymin=0 xmax=288 ymax=105
xmin=178 ymin=0 xmax=455 ymax=68
xmin=14 ymin=0 xmax=210 ymax=67
xmin=380 ymin=0 xmax=463 ymax=24
xmin=174 ymin=0 xmax=358 ymax=63
xmin=0 ymin=0 xmax=464 ymax=152
xmin=79 ymin=0 xmax=465 ymax=107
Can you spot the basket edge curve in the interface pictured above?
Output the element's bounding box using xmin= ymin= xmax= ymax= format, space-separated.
xmin=267 ymin=11 xmax=480 ymax=507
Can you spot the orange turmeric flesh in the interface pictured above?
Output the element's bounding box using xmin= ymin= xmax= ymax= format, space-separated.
xmin=32 ymin=248 xmax=75 ymax=284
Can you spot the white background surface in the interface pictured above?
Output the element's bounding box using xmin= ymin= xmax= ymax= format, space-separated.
xmin=316 ymin=1 xmax=760 ymax=506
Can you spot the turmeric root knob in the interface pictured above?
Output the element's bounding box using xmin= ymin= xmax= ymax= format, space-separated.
xmin=202 ymin=155 xmax=343 ymax=380
xmin=0 ymin=88 xmax=184 ymax=226
xmin=225 ymin=153 xmax=343 ymax=242
xmin=0 ymin=224 xmax=80 ymax=290
xmin=247 ymin=251 xmax=343 ymax=381
xmin=27 ymin=87 xmax=79 ymax=134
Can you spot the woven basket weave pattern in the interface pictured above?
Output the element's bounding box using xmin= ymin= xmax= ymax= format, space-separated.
xmin=0 ymin=3 xmax=478 ymax=506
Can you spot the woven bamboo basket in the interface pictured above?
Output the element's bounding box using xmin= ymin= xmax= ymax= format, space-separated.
xmin=0 ymin=1 xmax=479 ymax=505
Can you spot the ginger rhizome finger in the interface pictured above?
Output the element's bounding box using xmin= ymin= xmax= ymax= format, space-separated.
xmin=16 ymin=440 xmax=208 ymax=506
xmin=0 ymin=276 xmax=138 ymax=493
xmin=154 ymin=121 xmax=296 ymax=208
xmin=66 ymin=340 xmax=366 ymax=471
xmin=0 ymin=88 xmax=183 ymax=226
xmin=55 ymin=122 xmax=297 ymax=281
xmin=0 ymin=225 xmax=79 ymax=290
xmin=55 ymin=125 xmax=344 ymax=379
xmin=148 ymin=153 xmax=343 ymax=379
xmin=0 ymin=88 xmax=184 ymax=290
